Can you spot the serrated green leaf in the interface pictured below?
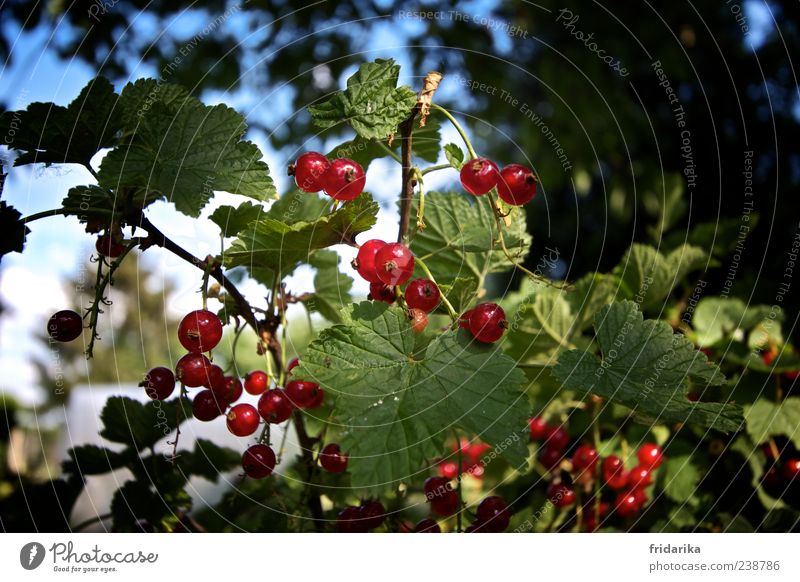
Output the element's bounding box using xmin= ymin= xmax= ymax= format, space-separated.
xmin=178 ymin=438 xmax=240 ymax=481
xmin=100 ymin=396 xmax=190 ymax=451
xmin=117 ymin=78 xmax=191 ymax=130
xmin=62 ymin=445 xmax=129 ymax=476
xmin=303 ymin=250 xmax=354 ymax=323
xmin=265 ymin=190 xmax=331 ymax=224
xmin=692 ymin=297 xmax=777 ymax=347
xmin=438 ymin=276 xmax=479 ymax=314
xmin=444 ymin=143 xmax=465 ymax=169
xmin=553 ymin=301 xmax=742 ymax=432
xmin=110 ymin=479 xmax=189 ymax=532
xmin=296 ymin=302 xmax=529 ymax=492
xmin=744 ymin=397 xmax=800 ymax=449
xmin=223 ymin=193 xmax=378 ymax=284
xmin=661 ymin=454 xmax=702 ymax=505
xmin=0 ymin=76 xmax=120 ymax=166
xmin=99 ymin=95 xmax=275 ymax=217
xmin=308 ymin=59 xmax=417 ymax=140
xmin=209 ymin=202 xmax=265 ymax=237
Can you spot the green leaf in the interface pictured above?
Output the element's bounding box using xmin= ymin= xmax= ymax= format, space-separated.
xmin=209 ymin=202 xmax=266 ymax=237
xmin=0 ymin=201 xmax=30 ymax=259
xmin=0 ymin=76 xmax=120 ymax=166
xmin=62 ymin=445 xmax=129 ymax=476
xmin=265 ymin=190 xmax=331 ymax=224
xmin=744 ymin=397 xmax=800 ymax=449
xmin=178 ymin=438 xmax=240 ymax=481
xmin=692 ymin=297 xmax=776 ymax=347
xmin=303 ymin=250 xmax=354 ymax=323
xmin=308 ymin=59 xmax=417 ymax=140
xmin=327 ymin=136 xmax=386 ymax=170
xmin=444 ymin=143 xmax=465 ymax=169
xmin=110 ymin=480 xmax=186 ymax=532
xmin=99 ymin=92 xmax=275 ymax=217
xmin=100 ymin=396 xmax=190 ymax=451
xmin=552 ymin=301 xmax=742 ymax=432
xmin=661 ymin=454 xmax=702 ymax=505
xmin=117 ymin=78 xmax=192 ymax=130
xmin=438 ymin=277 xmax=479 ymax=314
xmin=224 ymin=193 xmax=378 ymax=284
xmin=297 ymin=302 xmax=530 ymax=492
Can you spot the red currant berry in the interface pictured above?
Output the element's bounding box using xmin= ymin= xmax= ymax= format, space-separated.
xmin=496 ymin=163 xmax=537 ymax=205
xmin=319 ymin=443 xmax=349 ymax=473
xmin=546 ymin=482 xmax=576 ymax=508
xmin=177 ymin=309 xmax=223 ymax=353
xmin=783 ymin=458 xmax=800 ymax=481
xmin=285 ymin=380 xmax=321 ymax=408
xmin=291 ymin=152 xmax=330 ymax=193
xmin=409 ymin=308 xmax=428 ymax=333
xmin=226 ymin=403 xmax=260 ymax=437
xmin=242 ymin=444 xmax=276 ymax=479
xmin=359 ymin=500 xmax=385 ymax=530
xmin=431 ymin=490 xmax=459 ymax=516
xmin=615 ymin=490 xmax=647 ymax=519
xmin=352 ymin=239 xmax=387 ymax=283
xmin=95 ymin=234 xmax=125 ymax=257
xmin=424 ymin=476 xmax=452 ymax=500
xmin=438 ymin=461 xmax=459 ymax=480
xmin=244 ymin=370 xmax=269 ymax=395
xmin=47 ymin=310 xmax=83 ymax=342
xmin=203 ymin=364 xmax=226 ymax=392
xmin=602 ymin=456 xmax=629 ymax=490
xmin=374 ymin=243 xmax=415 ymax=286
xmin=628 ymin=465 xmax=653 ymax=490
xmin=459 ymin=157 xmax=500 ymax=196
xmin=539 ymin=446 xmax=564 ymax=470
xmin=762 ymin=467 xmax=782 ymax=491
xmin=214 ymin=375 xmax=242 ymax=405
xmin=467 ymin=303 xmax=507 ymax=343
xmin=368 ymin=281 xmax=396 ymax=304
xmin=336 ymin=506 xmax=367 ymax=533
xmin=175 ymin=353 xmax=212 ymax=388
xmin=544 ymin=425 xmax=570 ymax=451
xmin=572 ymin=444 xmax=599 ymax=473
xmin=192 ymin=389 xmax=225 ymax=421
xmin=528 ymin=416 xmax=549 ymax=440
xmin=404 ymin=279 xmax=441 ymax=312
xmin=257 ymin=389 xmax=293 ymax=423
xmin=637 ymin=443 xmax=663 ymax=469
xmin=143 ymin=367 xmax=176 ymax=400
xmin=475 ymin=496 xmax=510 ymax=532
xmin=286 ymin=357 xmax=300 ymax=375
xmin=307 ymin=387 xmax=325 ymax=408
xmin=458 ymin=308 xmax=474 ymax=329
xmin=322 ymin=158 xmax=366 ymax=201
xmin=413 ymin=518 xmax=441 ymax=533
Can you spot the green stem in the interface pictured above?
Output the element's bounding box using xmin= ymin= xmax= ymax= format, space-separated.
xmin=414 ymin=169 xmax=426 ymax=229
xmin=376 ymin=141 xmax=403 ymax=164
xmin=431 ymin=103 xmax=477 ymax=159
xmin=415 ymin=256 xmax=458 ymax=321
xmin=420 ymin=163 xmax=453 ymax=176
xmin=22 ymin=207 xmax=116 ymax=224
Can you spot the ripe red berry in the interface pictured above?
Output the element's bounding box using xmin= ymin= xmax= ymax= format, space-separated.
xmin=192 ymin=389 xmax=225 ymax=421
xmin=242 ymin=444 xmax=276 ymax=479
xmin=602 ymin=456 xmax=629 ymax=490
xmin=292 ymin=152 xmax=330 ymax=192
xmin=47 ymin=310 xmax=83 ymax=342
xmin=430 ymin=490 xmax=459 ymax=516
xmin=413 ymin=518 xmax=441 ymax=533
xmin=546 ymin=482 xmax=576 ymax=508
xmin=336 ymin=506 xmax=367 ymax=533
xmin=409 ymin=308 xmax=428 ymax=333
xmin=467 ymin=303 xmax=507 ymax=343
xmin=285 ymin=380 xmax=321 ymax=408
xmin=374 ymin=243 xmax=415 ymax=286
xmin=368 ymin=281 xmax=396 ymax=304
xmin=637 ymin=443 xmax=663 ymax=469
xmin=544 ymin=425 xmax=570 ymax=451
xmin=286 ymin=357 xmax=300 ymax=375
xmin=528 ymin=416 xmax=549 ymax=440
xmin=404 ymin=279 xmax=440 ymax=312
xmin=359 ymin=500 xmax=386 ymax=530
xmin=572 ymin=444 xmax=599 ymax=473
xmin=175 ymin=353 xmax=212 ymax=388
xmin=539 ymin=446 xmax=564 ymax=470
xmin=257 ymin=389 xmax=293 ymax=423
xmin=143 ymin=367 xmax=175 ymax=400
xmin=202 ymin=364 xmax=226 ymax=392
xmin=783 ymin=458 xmax=800 ymax=481
xmin=496 ymin=163 xmax=537 ymax=205
xmin=424 ymin=476 xmax=452 ymax=500
xmin=319 ymin=443 xmax=349 ymax=473
xmin=437 ymin=460 xmax=458 ymax=479
xmin=322 ymin=157 xmax=366 ymax=201
xmin=615 ymin=490 xmax=646 ymax=519
xmin=352 ymin=239 xmax=387 ymax=283
xmin=475 ymin=496 xmax=509 ymax=532
xmin=307 ymin=387 xmax=325 ymax=408
xmin=95 ymin=234 xmax=125 ymax=257
xmin=628 ymin=465 xmax=653 ymax=490
xmin=244 ymin=370 xmax=269 ymax=395
xmin=226 ymin=403 xmax=260 ymax=437
xmin=177 ymin=309 xmax=223 ymax=353
xmin=214 ymin=375 xmax=242 ymax=405
xmin=458 ymin=308 xmax=474 ymax=329
xmin=460 ymin=157 xmax=500 ymax=196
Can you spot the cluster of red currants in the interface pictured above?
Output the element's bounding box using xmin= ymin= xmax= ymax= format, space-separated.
xmin=437 ymin=438 xmax=490 ymax=480
xmin=335 ymin=500 xmax=386 ymax=532
xmin=421 ymin=476 xmax=511 ymax=532
xmin=460 ymin=158 xmax=537 ymax=206
xmin=291 ymin=152 xmax=366 ymax=201
xmin=761 ymin=440 xmax=800 ymax=503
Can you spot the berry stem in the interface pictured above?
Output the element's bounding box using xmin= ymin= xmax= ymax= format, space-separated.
xmin=414 ymin=256 xmax=458 ymax=321
xmin=21 ymin=207 xmax=118 ymax=224
xmin=414 ymin=169 xmax=426 ymax=230
xmin=430 ymin=103 xmax=477 ymax=159
xmin=420 ymin=163 xmax=453 ymax=176
xmin=375 ymin=141 xmax=403 ymax=164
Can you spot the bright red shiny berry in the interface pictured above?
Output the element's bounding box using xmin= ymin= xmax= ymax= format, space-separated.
xmin=458 ymin=308 xmax=474 ymax=329
xmin=602 ymin=456 xmax=629 ymax=490
xmin=628 ymin=465 xmax=653 ymax=490
xmin=460 ymin=157 xmax=500 ymax=196
xmin=546 ymin=482 xmax=576 ymax=508
xmin=544 ymin=425 xmax=570 ymax=451
xmin=374 ymin=243 xmax=415 ymax=286
xmin=319 ymin=443 xmax=349 ymax=473
xmin=572 ymin=444 xmax=599 ymax=473
xmin=497 ymin=163 xmax=537 ymax=205
xmin=322 ymin=158 xmax=365 ymax=201
xmin=175 ymin=353 xmax=212 ymax=388
xmin=242 ymin=444 xmax=276 ymax=479
xmin=286 ymin=357 xmax=300 ymax=375
xmin=292 ymin=152 xmax=330 ymax=193
xmin=307 ymin=387 xmax=325 ymax=408
xmin=192 ymin=389 xmax=225 ymax=421
xmin=413 ymin=518 xmax=441 ymax=533
xmin=143 ymin=367 xmax=175 ymax=400
xmin=404 ymin=279 xmax=440 ymax=312
xmin=637 ymin=443 xmax=663 ymax=469
xmin=352 ymin=239 xmax=387 ymax=283
xmin=467 ymin=303 xmax=507 ymax=343
xmin=369 ymin=282 xmax=396 ymax=304
xmin=244 ymin=370 xmax=269 ymax=395
xmin=95 ymin=234 xmax=125 ymax=257
xmin=285 ymin=380 xmax=321 ymax=408
xmin=226 ymin=403 xmax=260 ymax=437
xmin=214 ymin=375 xmax=242 ymax=405
xmin=529 ymin=416 xmax=549 ymax=440
xmin=257 ymin=389 xmax=293 ymax=423
xmin=409 ymin=308 xmax=428 ymax=333
xmin=47 ymin=310 xmax=83 ymax=342
xmin=783 ymin=458 xmax=800 ymax=481
xmin=475 ymin=496 xmax=509 ymax=532
xmin=615 ymin=490 xmax=646 ymax=519
xmin=203 ymin=364 xmax=226 ymax=392
xmin=177 ymin=309 xmax=223 ymax=353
